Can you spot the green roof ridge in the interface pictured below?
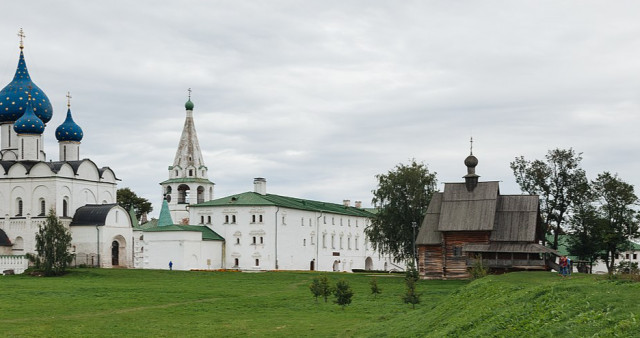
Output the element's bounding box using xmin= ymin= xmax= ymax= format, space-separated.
xmin=191 ymin=191 xmax=374 ymax=217
xmin=128 ymin=206 xmax=139 ymax=227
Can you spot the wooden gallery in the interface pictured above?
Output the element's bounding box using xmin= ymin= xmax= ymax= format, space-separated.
xmin=415 ymin=152 xmax=557 ymax=279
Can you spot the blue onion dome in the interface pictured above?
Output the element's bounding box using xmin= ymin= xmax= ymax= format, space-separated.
xmin=13 ymin=97 xmax=45 ymax=135
xmin=185 ymin=98 xmax=194 ymax=110
xmin=0 ymin=49 xmax=53 ymax=124
xmin=55 ymin=108 xmax=83 ymax=142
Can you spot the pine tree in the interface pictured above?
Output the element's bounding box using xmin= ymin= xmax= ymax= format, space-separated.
xmin=27 ymin=209 xmax=74 ymax=276
xmin=403 ymin=261 xmax=420 ymax=309
xmin=318 ymin=274 xmax=333 ymax=303
xmin=334 ymin=279 xmax=354 ymax=308
xmin=370 ymin=276 xmax=382 ymax=299
xmin=309 ymin=277 xmax=322 ymax=303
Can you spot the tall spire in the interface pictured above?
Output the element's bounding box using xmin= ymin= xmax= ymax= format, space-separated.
xmin=172 ymin=91 xmax=205 ymax=169
xmin=463 ymin=138 xmax=479 ymax=192
xmin=157 ymin=200 xmax=174 ymax=227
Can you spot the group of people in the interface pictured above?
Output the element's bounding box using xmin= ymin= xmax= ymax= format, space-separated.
xmin=559 ymin=255 xmax=572 ymax=277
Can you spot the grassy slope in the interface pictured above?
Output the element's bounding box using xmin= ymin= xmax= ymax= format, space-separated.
xmin=0 ymin=269 xmax=465 ymax=337
xmin=2 ymin=270 xmax=639 ymax=337
xmin=362 ymin=272 xmax=640 ymax=337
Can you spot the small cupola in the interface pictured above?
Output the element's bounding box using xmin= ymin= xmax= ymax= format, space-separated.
xmin=56 ymin=93 xmax=83 ymax=142
xmin=463 ymin=137 xmax=480 ymax=192
xmin=13 ymin=95 xmax=45 ymax=135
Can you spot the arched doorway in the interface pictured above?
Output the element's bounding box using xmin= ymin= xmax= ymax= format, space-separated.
xmin=365 ymin=257 xmax=373 ymax=271
xmin=333 ymin=260 xmax=340 ymax=271
xmin=111 ymin=241 xmax=119 ymax=266
xmin=310 ymin=260 xmax=315 ymax=271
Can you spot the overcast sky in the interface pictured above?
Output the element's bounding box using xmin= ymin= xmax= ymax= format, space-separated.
xmin=2 ymin=1 xmax=639 ymax=217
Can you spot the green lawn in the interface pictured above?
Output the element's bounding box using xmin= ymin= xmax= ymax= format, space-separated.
xmin=2 ymin=269 xmax=639 ymax=337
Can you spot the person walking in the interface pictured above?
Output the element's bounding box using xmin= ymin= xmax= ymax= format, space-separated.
xmin=169 ymin=261 xmax=173 ymax=270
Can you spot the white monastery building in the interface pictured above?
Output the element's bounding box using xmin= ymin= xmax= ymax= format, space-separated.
xmin=0 ymin=32 xmax=134 ymax=272
xmin=141 ymin=97 xmax=397 ymax=272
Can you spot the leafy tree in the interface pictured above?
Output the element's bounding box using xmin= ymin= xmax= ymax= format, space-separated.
xmin=117 ymin=187 xmax=153 ymax=221
xmin=370 ymin=276 xmax=381 ymax=299
xmin=510 ymin=148 xmax=587 ymax=249
xmin=592 ymin=172 xmax=639 ymax=273
xmin=403 ymin=262 xmax=420 ymax=309
xmin=334 ymin=279 xmax=354 ymax=308
xmin=310 ymin=274 xmax=333 ymax=303
xmin=566 ymin=181 xmax=604 ymax=271
xmin=27 ymin=209 xmax=74 ymax=276
xmin=367 ymin=160 xmax=437 ymax=261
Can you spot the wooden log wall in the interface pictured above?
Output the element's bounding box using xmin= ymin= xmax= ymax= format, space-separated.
xmin=443 ymin=231 xmax=490 ymax=279
xmin=418 ymin=245 xmax=444 ymax=279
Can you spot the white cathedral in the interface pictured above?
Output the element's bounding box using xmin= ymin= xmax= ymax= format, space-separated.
xmin=0 ymin=32 xmax=397 ymax=274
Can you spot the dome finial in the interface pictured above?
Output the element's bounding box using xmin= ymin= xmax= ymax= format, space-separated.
xmin=18 ymin=28 xmax=25 ymax=50
xmin=469 ymin=136 xmax=473 ymax=155
xmin=66 ymin=91 xmax=72 ymax=108
xmin=185 ymin=88 xmax=194 ymax=110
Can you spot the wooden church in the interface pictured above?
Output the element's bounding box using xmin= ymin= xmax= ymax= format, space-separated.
xmin=415 ymin=149 xmax=556 ymax=279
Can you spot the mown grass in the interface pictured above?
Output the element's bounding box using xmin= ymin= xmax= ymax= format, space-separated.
xmin=2 ymin=269 xmax=639 ymax=337
xmin=0 ymin=269 xmax=464 ymax=337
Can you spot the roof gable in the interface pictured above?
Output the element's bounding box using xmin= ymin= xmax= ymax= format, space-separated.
xmin=438 ymin=182 xmax=499 ymax=231
xmin=490 ymin=195 xmax=539 ymax=242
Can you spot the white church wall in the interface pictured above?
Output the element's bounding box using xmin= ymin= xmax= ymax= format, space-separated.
xmin=143 ymin=230 xmax=217 ymax=271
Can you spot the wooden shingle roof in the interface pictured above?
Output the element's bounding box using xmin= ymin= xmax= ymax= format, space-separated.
xmin=438 ymin=181 xmax=499 ymax=231
xmin=491 ymin=195 xmax=539 ymax=242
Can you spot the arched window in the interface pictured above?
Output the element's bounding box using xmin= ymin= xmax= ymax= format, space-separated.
xmin=200 ymin=216 xmax=204 ymax=224
xmin=16 ymin=198 xmax=23 ymax=216
xmin=197 ymin=186 xmax=204 ymax=204
xmin=13 ymin=237 xmax=24 ymax=251
xmin=232 ymin=215 xmax=236 ymax=223
xmin=255 ymin=259 xmax=259 ymax=266
xmin=225 ymin=215 xmax=229 ymax=223
xmin=252 ymin=236 xmax=256 ymax=244
xmin=207 ymin=216 xmax=211 ymax=224
xmin=234 ymin=258 xmax=239 ymax=267
xmin=177 ymin=184 xmax=190 ymax=204
xmin=252 ymin=215 xmax=256 ymax=223
xmin=259 ymin=215 xmax=263 ymax=223
xmin=63 ymin=198 xmax=69 ymax=217
xmin=39 ymin=199 xmax=46 ymax=216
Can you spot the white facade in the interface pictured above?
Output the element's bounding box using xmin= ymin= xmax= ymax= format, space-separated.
xmin=142 ymin=229 xmax=223 ymax=271
xmin=189 ymin=179 xmax=398 ymax=272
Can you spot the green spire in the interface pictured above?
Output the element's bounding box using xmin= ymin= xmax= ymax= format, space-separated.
xmin=128 ymin=206 xmax=139 ymax=227
xmin=157 ymin=199 xmax=174 ymax=227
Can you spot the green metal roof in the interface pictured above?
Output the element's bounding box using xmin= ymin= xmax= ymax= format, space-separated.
xmin=128 ymin=206 xmax=139 ymax=227
xmin=143 ymin=224 xmax=224 ymax=241
xmin=159 ymin=178 xmax=214 ymax=185
xmin=157 ymin=200 xmax=174 ymax=227
xmin=191 ymin=191 xmax=375 ymax=217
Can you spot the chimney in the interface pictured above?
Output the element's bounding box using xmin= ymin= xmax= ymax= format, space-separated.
xmin=355 ymin=201 xmax=362 ymax=208
xmin=254 ymin=177 xmax=267 ymax=195
xmin=343 ymin=199 xmax=351 ymax=207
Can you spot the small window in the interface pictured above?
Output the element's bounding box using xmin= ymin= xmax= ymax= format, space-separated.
xmin=340 ymin=236 xmax=343 ymax=249
xmin=236 ymin=238 xmax=240 ymax=245
xmin=63 ymin=199 xmax=69 ymax=217
xmin=453 ymin=246 xmax=463 ymax=257
xmin=626 ymin=253 xmax=630 ymax=259
xmin=634 ymin=253 xmax=638 ymax=260
xmin=225 ymin=215 xmax=229 ymax=223
xmin=322 ymin=234 xmax=327 ymax=248
xmin=16 ymin=198 xmax=23 ymax=216
xmin=331 ymin=235 xmax=335 ymax=249
xmin=355 ymin=238 xmax=359 ymax=250
xmin=252 ymin=236 xmax=256 ymax=244
xmin=232 ymin=215 xmax=236 ymax=223
xmin=189 ymin=169 xmax=193 ymax=176
xmin=348 ymin=219 xmax=351 ymax=227
xmin=207 ymin=216 xmax=211 ymax=224
xmin=255 ymin=259 xmax=259 ymax=266
xmin=234 ymin=258 xmax=239 ymax=267
xmin=252 ymin=215 xmax=256 ymax=223
xmin=259 ymin=215 xmax=263 ymax=223
xmin=200 ymin=216 xmax=204 ymax=224
xmin=260 ymin=237 xmax=264 ymax=244
xmin=309 ymin=218 xmax=312 ymax=227
xmin=348 ymin=237 xmax=351 ymax=250
xmin=332 ymin=217 xmax=335 ymax=225
xmin=175 ymin=170 xmax=178 ymax=176
xmin=340 ymin=218 xmax=343 ymax=226
xmin=303 ymin=239 xmax=306 ymax=246
xmin=39 ymin=199 xmax=46 ymax=216
xmin=323 ymin=216 xmax=326 ymax=224
xmin=311 ymin=234 xmax=315 ymax=245
xmin=301 ymin=217 xmax=304 ymax=226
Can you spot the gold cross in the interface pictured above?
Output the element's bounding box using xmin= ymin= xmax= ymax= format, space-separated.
xmin=66 ymin=92 xmax=72 ymax=108
xmin=18 ymin=28 xmax=25 ymax=49
xmin=470 ymin=136 xmax=474 ymax=155
xmin=188 ymin=88 xmax=192 ymax=100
